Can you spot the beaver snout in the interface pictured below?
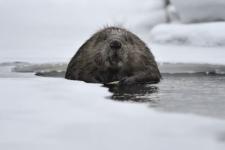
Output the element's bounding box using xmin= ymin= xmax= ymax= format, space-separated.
xmin=110 ymin=40 xmax=122 ymax=49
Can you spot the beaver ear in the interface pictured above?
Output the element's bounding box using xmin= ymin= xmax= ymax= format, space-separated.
xmin=94 ymin=53 xmax=103 ymax=65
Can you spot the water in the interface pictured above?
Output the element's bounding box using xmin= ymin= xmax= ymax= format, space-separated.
xmin=106 ymin=74 xmax=225 ymax=119
xmin=3 ymin=62 xmax=225 ymax=119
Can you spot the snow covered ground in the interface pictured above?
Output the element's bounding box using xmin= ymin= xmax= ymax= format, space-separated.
xmin=151 ymin=44 xmax=225 ymax=65
xmin=0 ymin=66 xmax=225 ymax=150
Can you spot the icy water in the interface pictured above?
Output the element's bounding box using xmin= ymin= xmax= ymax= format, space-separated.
xmin=106 ymin=74 xmax=225 ymax=119
xmin=7 ymin=62 xmax=225 ymax=119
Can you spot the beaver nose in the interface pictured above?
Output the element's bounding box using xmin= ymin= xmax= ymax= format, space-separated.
xmin=110 ymin=40 xmax=122 ymax=49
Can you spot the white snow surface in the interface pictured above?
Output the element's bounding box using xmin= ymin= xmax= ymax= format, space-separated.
xmin=150 ymin=22 xmax=225 ymax=47
xmin=170 ymin=0 xmax=225 ymax=23
xmin=0 ymin=70 xmax=225 ymax=150
xmin=151 ymin=44 xmax=225 ymax=65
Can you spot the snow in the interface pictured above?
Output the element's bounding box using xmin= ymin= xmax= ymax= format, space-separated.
xmin=170 ymin=0 xmax=225 ymax=23
xmin=150 ymin=44 xmax=225 ymax=65
xmin=149 ymin=22 xmax=225 ymax=47
xmin=0 ymin=71 xmax=225 ymax=150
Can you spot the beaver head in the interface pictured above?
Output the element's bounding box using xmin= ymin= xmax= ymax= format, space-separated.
xmin=90 ymin=27 xmax=137 ymax=70
xmin=65 ymin=26 xmax=161 ymax=84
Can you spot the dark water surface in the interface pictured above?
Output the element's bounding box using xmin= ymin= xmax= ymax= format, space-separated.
xmin=106 ymin=74 xmax=225 ymax=119
xmin=8 ymin=62 xmax=225 ymax=119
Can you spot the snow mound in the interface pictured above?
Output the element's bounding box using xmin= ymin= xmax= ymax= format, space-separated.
xmin=151 ymin=44 xmax=225 ymax=65
xmin=150 ymin=22 xmax=225 ymax=47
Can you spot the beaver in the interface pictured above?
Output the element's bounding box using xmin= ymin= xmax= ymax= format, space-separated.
xmin=65 ymin=26 xmax=161 ymax=85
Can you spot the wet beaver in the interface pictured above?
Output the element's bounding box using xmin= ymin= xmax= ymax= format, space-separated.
xmin=65 ymin=27 xmax=161 ymax=85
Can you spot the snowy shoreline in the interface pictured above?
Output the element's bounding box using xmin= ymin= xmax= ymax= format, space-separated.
xmin=1 ymin=68 xmax=225 ymax=150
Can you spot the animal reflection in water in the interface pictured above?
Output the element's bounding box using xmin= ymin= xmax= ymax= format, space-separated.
xmin=105 ymin=84 xmax=159 ymax=103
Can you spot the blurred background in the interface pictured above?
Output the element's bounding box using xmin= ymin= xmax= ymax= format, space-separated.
xmin=0 ymin=0 xmax=225 ymax=62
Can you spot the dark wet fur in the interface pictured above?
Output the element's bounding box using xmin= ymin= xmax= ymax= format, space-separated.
xmin=65 ymin=26 xmax=161 ymax=85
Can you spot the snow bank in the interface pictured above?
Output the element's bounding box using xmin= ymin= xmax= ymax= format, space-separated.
xmin=170 ymin=0 xmax=225 ymax=23
xmin=0 ymin=75 xmax=225 ymax=150
xmin=150 ymin=22 xmax=225 ymax=47
xmin=151 ymin=44 xmax=225 ymax=65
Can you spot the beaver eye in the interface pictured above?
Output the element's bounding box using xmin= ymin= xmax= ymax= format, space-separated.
xmin=99 ymin=33 xmax=108 ymax=41
xmin=95 ymin=33 xmax=107 ymax=44
xmin=124 ymin=34 xmax=134 ymax=44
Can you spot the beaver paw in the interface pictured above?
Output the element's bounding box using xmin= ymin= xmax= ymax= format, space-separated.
xmin=119 ymin=77 xmax=136 ymax=85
